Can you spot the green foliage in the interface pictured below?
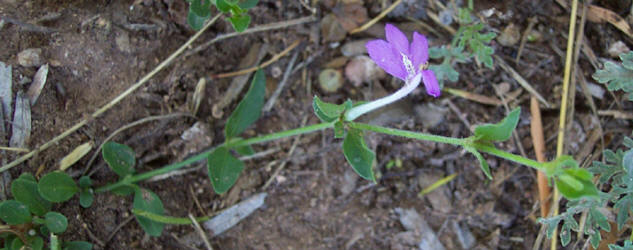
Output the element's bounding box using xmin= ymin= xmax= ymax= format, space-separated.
xmin=63 ymin=241 xmax=93 ymax=250
xmin=44 ymin=212 xmax=68 ymax=234
xmin=592 ymin=52 xmax=633 ymax=100
xmin=554 ymin=168 xmax=600 ymax=200
xmin=342 ymin=128 xmax=376 ymax=182
xmin=207 ymin=147 xmax=245 ymax=194
xmin=78 ymin=176 xmax=94 ymax=208
xmin=37 ymin=172 xmax=79 ymax=203
xmin=235 ymin=145 xmax=255 ymax=156
xmin=464 ymin=146 xmax=492 ymax=179
xmin=102 ymin=141 xmax=136 ymax=177
xmin=610 ymin=241 xmax=633 ymax=250
xmin=11 ymin=173 xmax=51 ymax=216
xmin=312 ymin=96 xmax=349 ymax=122
xmin=540 ymin=135 xmax=633 ymax=248
xmin=0 ymin=200 xmax=31 ymax=225
xmin=225 ymin=69 xmax=265 ymax=139
xmin=473 ymin=108 xmax=520 ymax=143
xmin=133 ymin=188 xmax=165 ymax=236
xmin=186 ymin=0 xmax=258 ymax=32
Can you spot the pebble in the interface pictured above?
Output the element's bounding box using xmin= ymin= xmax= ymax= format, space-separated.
xmin=318 ymin=68 xmax=343 ymax=93
xmin=414 ymin=103 xmax=448 ymax=129
xmin=341 ymin=39 xmax=372 ymax=57
xmin=607 ymin=40 xmax=630 ymax=58
xmin=17 ymin=48 xmax=44 ymax=67
xmin=115 ymin=32 xmax=132 ymax=53
xmin=497 ymin=23 xmax=520 ymax=47
xmin=320 ymin=14 xmax=346 ymax=43
xmin=344 ymin=55 xmax=385 ymax=86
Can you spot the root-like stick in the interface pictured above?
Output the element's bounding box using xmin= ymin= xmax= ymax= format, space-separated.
xmin=263 ymin=50 xmax=299 ymax=112
xmin=188 ymin=213 xmax=213 ymax=250
xmin=530 ymin=97 xmax=550 ymax=218
xmin=350 ymin=0 xmax=403 ymax=34
xmin=0 ymin=14 xmax=222 ymax=174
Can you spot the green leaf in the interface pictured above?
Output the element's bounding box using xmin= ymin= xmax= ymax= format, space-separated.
xmin=190 ymin=0 xmax=211 ymax=16
xmin=313 ymin=96 xmax=345 ymax=122
xmin=79 ymin=190 xmax=94 ymax=208
xmin=78 ymin=176 xmax=92 ymax=189
xmin=474 ymin=108 xmax=520 ymax=143
xmin=615 ymin=194 xmax=633 ymax=230
xmin=207 ymin=147 xmax=244 ymax=194
xmin=0 ymin=200 xmax=32 ymax=225
xmin=27 ymin=236 xmax=44 ymax=250
xmin=465 ymin=147 xmax=492 ymax=179
xmin=609 ymin=240 xmax=633 ymax=250
xmin=44 ymin=212 xmax=68 ymax=233
xmin=555 ymin=168 xmax=600 ymax=200
xmin=216 ymin=0 xmax=232 ymax=12
xmin=429 ymin=62 xmax=459 ymax=84
xmin=225 ymin=69 xmax=265 ymax=139
xmin=102 ymin=142 xmax=136 ymax=177
xmin=133 ymin=188 xmax=165 ymax=236
xmin=237 ymin=0 xmax=258 ymax=9
xmin=342 ymin=128 xmax=376 ymax=182
xmin=228 ymin=13 xmax=251 ymax=32
xmin=235 ymin=145 xmax=255 ymax=156
xmin=37 ymin=172 xmax=79 ymax=203
xmin=623 ymin=149 xmax=633 ymax=176
xmin=111 ymin=185 xmax=135 ymax=196
xmin=593 ymin=55 xmax=633 ymax=101
xmin=187 ymin=10 xmax=210 ymax=31
xmin=63 ymin=241 xmax=93 ymax=250
xmin=9 ymin=236 xmax=24 ymax=250
xmin=11 ymin=177 xmax=52 ymax=216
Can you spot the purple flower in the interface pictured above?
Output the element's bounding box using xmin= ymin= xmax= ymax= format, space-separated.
xmin=365 ymin=24 xmax=440 ymax=97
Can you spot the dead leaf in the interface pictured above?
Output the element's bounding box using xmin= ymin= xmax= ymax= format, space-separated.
xmin=60 ymin=141 xmax=93 ymax=171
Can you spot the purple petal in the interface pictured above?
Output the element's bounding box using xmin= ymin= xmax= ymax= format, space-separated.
xmin=421 ymin=70 xmax=440 ymax=97
xmin=366 ymin=40 xmax=408 ymax=81
xmin=385 ymin=23 xmax=409 ymax=55
xmin=411 ymin=32 xmax=429 ymax=69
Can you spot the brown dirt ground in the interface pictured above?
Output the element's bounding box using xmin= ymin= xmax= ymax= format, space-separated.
xmin=1 ymin=0 xmax=632 ymax=249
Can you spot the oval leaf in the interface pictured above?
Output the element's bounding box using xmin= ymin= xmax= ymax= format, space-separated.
xmin=474 ymin=108 xmax=520 ymax=142
xmin=11 ymin=177 xmax=52 ymax=216
xmin=78 ymin=176 xmax=93 ymax=189
xmin=555 ymin=168 xmax=600 ymax=200
xmin=27 ymin=236 xmax=44 ymax=250
xmin=237 ymin=0 xmax=258 ymax=9
xmin=228 ymin=14 xmax=251 ymax=32
xmin=313 ymin=96 xmax=345 ymax=122
xmin=235 ymin=145 xmax=255 ymax=156
xmin=207 ymin=147 xmax=245 ymax=194
xmin=79 ymin=190 xmax=94 ymax=208
xmin=44 ymin=212 xmax=68 ymax=233
xmin=133 ymin=188 xmax=165 ymax=236
xmin=63 ymin=241 xmax=93 ymax=250
xmin=187 ymin=9 xmax=210 ymax=31
xmin=342 ymin=128 xmax=376 ymax=182
xmin=102 ymin=142 xmax=136 ymax=177
xmin=38 ymin=172 xmax=79 ymax=202
xmin=225 ymin=69 xmax=265 ymax=139
xmin=0 ymin=200 xmax=32 ymax=225
xmin=465 ymin=147 xmax=492 ymax=179
xmin=190 ymin=0 xmax=211 ymax=16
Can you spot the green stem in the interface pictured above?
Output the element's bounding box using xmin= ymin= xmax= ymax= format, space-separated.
xmin=473 ymin=143 xmax=543 ymax=170
xmin=348 ymin=122 xmax=466 ymax=146
xmin=132 ymin=209 xmax=212 ymax=225
xmin=95 ymin=122 xmax=333 ymax=193
xmin=349 ymin=122 xmax=543 ymax=170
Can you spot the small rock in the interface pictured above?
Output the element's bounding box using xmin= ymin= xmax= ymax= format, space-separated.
xmin=497 ymin=23 xmax=520 ymax=47
xmin=439 ymin=9 xmax=454 ymax=25
xmin=585 ymin=81 xmax=605 ymax=100
xmin=17 ymin=48 xmax=44 ymax=67
xmin=324 ymin=57 xmax=348 ymax=68
xmin=394 ymin=208 xmax=446 ymax=250
xmin=115 ymin=32 xmax=132 ymax=53
xmin=451 ymin=220 xmax=476 ymax=249
xmin=345 ymin=55 xmax=385 ymax=86
xmin=389 ymin=0 xmax=426 ymax=19
xmin=339 ymin=169 xmax=358 ymax=197
xmin=526 ymin=29 xmax=543 ymax=42
xmin=180 ymin=122 xmax=213 ymax=156
xmin=321 ymin=14 xmax=347 ymax=43
xmin=318 ymin=68 xmax=343 ymax=93
xmin=341 ymin=39 xmax=372 ymax=57
xmin=414 ymin=103 xmax=448 ymax=129
xmin=334 ymin=3 xmax=368 ymax=32
xmin=417 ymin=172 xmax=452 ymax=213
xmin=608 ymin=41 xmax=630 ymax=58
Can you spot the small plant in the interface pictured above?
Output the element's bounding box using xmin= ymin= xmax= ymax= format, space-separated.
xmin=428 ymin=1 xmax=496 ymax=85
xmin=0 ymin=173 xmax=92 ymax=250
xmin=84 ymin=25 xmax=599 ymax=238
xmin=540 ymin=136 xmax=633 ymax=248
xmin=593 ymin=51 xmax=633 ymax=100
xmin=186 ymin=0 xmax=258 ymax=31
